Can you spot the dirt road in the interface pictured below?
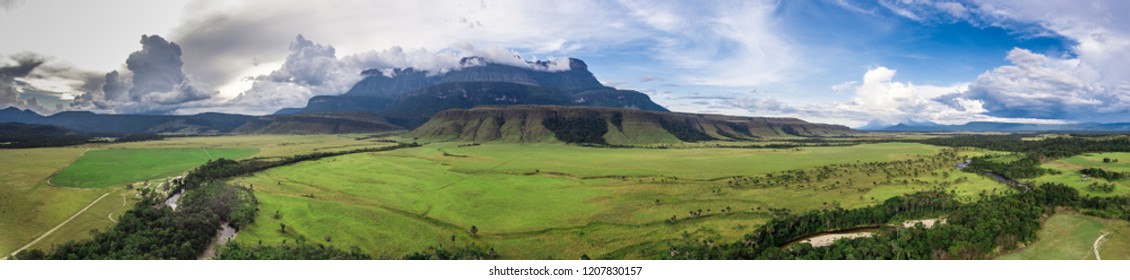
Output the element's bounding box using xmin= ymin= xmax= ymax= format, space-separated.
xmin=3 ymin=191 xmax=112 ymax=259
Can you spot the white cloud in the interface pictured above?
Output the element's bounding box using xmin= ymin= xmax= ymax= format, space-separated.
xmin=832 ymin=66 xmax=971 ymax=124
xmin=962 ymin=48 xmax=1126 ymax=120
xmin=215 ymin=35 xmax=579 ymax=115
xmin=170 ymin=0 xmax=650 ymax=96
xmin=168 ymin=0 xmax=799 ymax=98
xmin=872 ymin=0 xmax=1130 ymax=122
xmin=627 ymin=1 xmax=799 ymax=88
xmin=831 ymin=81 xmax=858 ymax=93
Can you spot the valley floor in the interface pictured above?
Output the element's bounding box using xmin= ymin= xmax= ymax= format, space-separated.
xmin=229 ymin=142 xmax=1004 ymax=259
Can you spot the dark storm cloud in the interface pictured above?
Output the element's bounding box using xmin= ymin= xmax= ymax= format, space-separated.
xmin=126 ymin=35 xmax=188 ymax=101
xmin=67 ymin=35 xmax=217 ymax=114
xmin=102 ymin=70 xmax=128 ymax=101
xmin=0 ymin=52 xmax=47 ymax=106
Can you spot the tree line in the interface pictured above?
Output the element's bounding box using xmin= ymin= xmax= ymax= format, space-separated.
xmin=965 ymin=155 xmax=1054 ymax=179
xmin=922 ymin=134 xmax=1130 ymax=159
xmin=666 ymin=183 xmax=1130 ymax=260
xmin=1080 ymin=167 xmax=1127 ymax=181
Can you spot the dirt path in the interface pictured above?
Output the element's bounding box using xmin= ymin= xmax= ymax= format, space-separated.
xmin=1094 ymin=232 xmax=1110 ymax=260
xmin=201 ymin=148 xmax=213 ymax=159
xmin=4 ymin=191 xmax=112 ymax=259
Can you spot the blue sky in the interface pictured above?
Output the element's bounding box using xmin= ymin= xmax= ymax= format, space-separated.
xmin=1 ymin=0 xmax=1128 ymax=127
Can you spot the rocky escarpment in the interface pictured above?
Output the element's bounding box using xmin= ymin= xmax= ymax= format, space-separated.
xmin=411 ymin=106 xmax=855 ymax=145
xmin=275 ymin=57 xmax=667 ymax=128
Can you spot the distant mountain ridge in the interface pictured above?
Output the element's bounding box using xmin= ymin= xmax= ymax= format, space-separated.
xmin=0 ymin=107 xmax=254 ymax=134
xmin=277 ymin=57 xmax=668 ymax=128
xmin=411 ymin=105 xmax=855 ymax=145
xmin=0 ymin=107 xmax=403 ymax=135
xmin=865 ymin=121 xmax=1130 ymax=132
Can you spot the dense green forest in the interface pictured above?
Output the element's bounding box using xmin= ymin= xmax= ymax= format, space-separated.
xmin=15 ymin=182 xmax=254 ymax=260
xmin=0 ymin=123 xmax=87 ymax=148
xmin=965 ymin=156 xmax=1054 ymax=179
xmin=922 ymin=135 xmax=1130 ymax=159
xmin=1080 ymin=167 xmax=1127 ymax=181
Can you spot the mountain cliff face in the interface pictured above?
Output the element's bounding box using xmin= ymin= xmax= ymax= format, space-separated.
xmin=277 ymin=57 xmax=665 ymax=127
xmin=343 ymin=68 xmax=440 ymax=99
xmin=381 ymin=82 xmax=571 ymax=127
xmin=411 ymin=106 xmax=855 ymax=145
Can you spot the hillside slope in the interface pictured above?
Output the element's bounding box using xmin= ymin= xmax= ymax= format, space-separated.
xmin=411 ymin=106 xmax=855 ymax=145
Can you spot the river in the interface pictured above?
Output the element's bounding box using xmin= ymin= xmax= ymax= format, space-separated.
xmin=198 ymin=223 xmax=238 ymax=260
xmin=161 ymin=187 xmax=239 ymax=260
xmin=163 ymin=189 xmax=183 ymax=210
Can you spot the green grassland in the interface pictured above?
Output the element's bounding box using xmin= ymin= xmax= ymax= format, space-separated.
xmin=51 ymin=148 xmax=257 ymax=188
xmin=231 ymin=142 xmax=1006 ymax=259
xmin=109 ymin=134 xmax=401 ymax=158
xmin=401 ymin=142 xmax=946 ymax=179
xmin=998 ymin=213 xmax=1130 ymax=260
xmin=0 ymin=148 xmax=138 ymax=257
xmin=1034 ymin=152 xmax=1130 ymax=197
xmin=1 ymin=135 xmax=395 ymax=258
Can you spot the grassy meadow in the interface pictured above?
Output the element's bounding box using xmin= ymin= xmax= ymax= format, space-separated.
xmin=0 ymin=148 xmax=138 ymax=257
xmin=1034 ymin=152 xmax=1130 ymax=197
xmin=998 ymin=213 xmax=1130 ymax=260
xmin=9 ymin=132 xmax=1125 ymax=260
xmin=109 ymin=134 xmax=400 ymax=158
xmin=230 ymin=142 xmax=1005 ymax=259
xmin=1 ymin=134 xmax=395 ymax=258
xmin=51 ymin=148 xmax=257 ymax=188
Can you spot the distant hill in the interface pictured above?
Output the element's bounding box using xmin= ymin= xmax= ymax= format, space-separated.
xmin=277 ymin=57 xmax=667 ymax=128
xmin=411 ymin=106 xmax=855 ymax=145
xmin=0 ymin=122 xmax=88 ymax=148
xmin=0 ymin=107 xmax=256 ymax=134
xmin=867 ymin=121 xmax=1130 ymax=132
xmin=233 ymin=112 xmax=403 ymax=134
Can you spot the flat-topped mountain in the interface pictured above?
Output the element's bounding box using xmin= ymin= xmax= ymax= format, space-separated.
xmin=411 ymin=105 xmax=855 ymax=145
xmin=278 ymin=57 xmax=667 ymax=128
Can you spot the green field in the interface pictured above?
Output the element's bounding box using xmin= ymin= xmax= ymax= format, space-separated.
xmin=110 ymin=134 xmax=400 ymax=158
xmin=1 ymin=135 xmax=396 ymax=258
xmin=999 ymin=213 xmax=1130 ymax=260
xmin=0 ymin=148 xmax=138 ymax=257
xmin=51 ymin=148 xmax=258 ymax=188
xmin=230 ymin=142 xmax=1005 ymax=259
xmin=1034 ymin=152 xmax=1130 ymax=197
